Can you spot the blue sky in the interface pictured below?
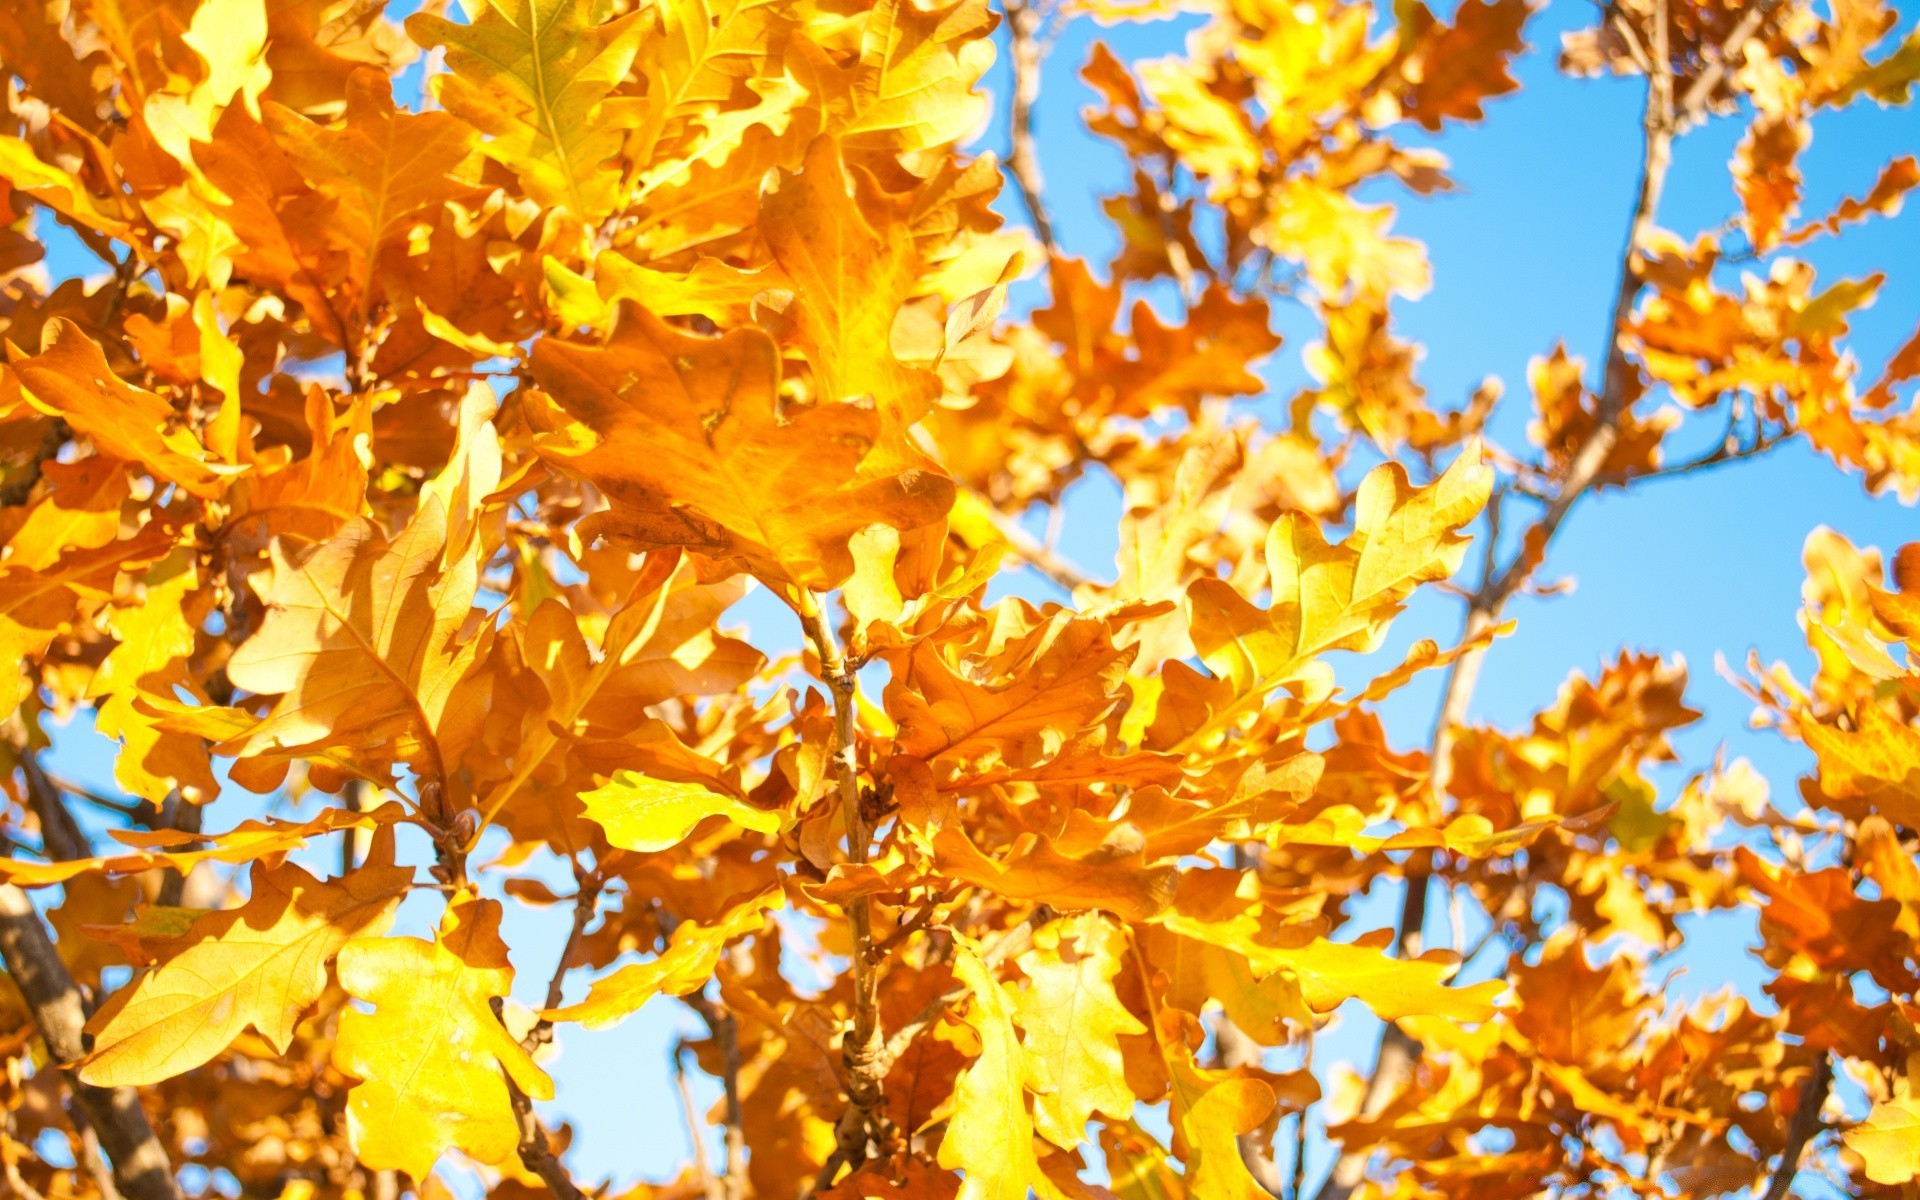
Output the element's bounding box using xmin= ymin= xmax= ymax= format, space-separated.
xmin=24 ymin=0 xmax=1920 ymax=1191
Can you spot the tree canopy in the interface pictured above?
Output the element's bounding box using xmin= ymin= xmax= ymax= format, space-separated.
xmin=0 ymin=0 xmax=1916 ymax=1198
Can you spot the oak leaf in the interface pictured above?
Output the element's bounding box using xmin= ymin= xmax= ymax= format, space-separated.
xmin=528 ymin=304 xmax=954 ymax=588
xmin=580 ymin=771 xmax=783 ymax=853
xmin=1010 ymin=914 xmax=1146 ymax=1150
xmin=406 ymin=0 xmax=645 ymax=226
xmin=937 ymin=949 xmax=1061 ymax=1200
xmin=1851 ymin=1097 xmax=1920 ymax=1184
xmin=542 ymin=888 xmax=781 ymax=1030
xmin=9 ymin=319 xmax=238 ymax=498
xmin=80 ymin=827 xmax=411 ymax=1086
xmin=333 ymin=894 xmax=553 ymax=1182
xmin=225 ymin=386 xmax=501 ymax=782
xmin=1188 ymin=445 xmax=1490 ymax=699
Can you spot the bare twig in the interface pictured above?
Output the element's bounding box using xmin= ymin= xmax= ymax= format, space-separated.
xmin=682 ymin=994 xmax=748 ymax=1200
xmin=504 ymin=1071 xmax=586 ymax=1200
xmin=1004 ymin=0 xmax=1059 ymax=257
xmin=521 ymin=872 xmax=606 ymax=1056
xmin=981 ymin=502 xmax=1094 ymax=592
xmin=0 ymin=886 xmax=179 ymax=1200
xmin=340 ymin=779 xmax=368 ymax=875
xmin=1676 ymin=0 xmax=1790 ymax=129
xmin=1287 ymin=1032 xmax=1313 ymax=1200
xmin=673 ymin=1041 xmax=719 ymax=1200
xmin=1757 ymin=1054 xmax=1832 ymax=1200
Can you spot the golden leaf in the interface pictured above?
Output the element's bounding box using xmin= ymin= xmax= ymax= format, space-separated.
xmin=528 ymin=304 xmax=953 ymax=588
xmin=579 ymin=771 xmax=783 ymax=853
xmin=333 ymin=894 xmax=553 ymax=1182
xmin=80 ymin=828 xmax=410 ymax=1086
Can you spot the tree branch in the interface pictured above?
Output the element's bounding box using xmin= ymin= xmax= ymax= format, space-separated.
xmin=673 ymin=1040 xmax=719 ymax=1200
xmin=1312 ymin=11 xmax=1720 ymax=1187
xmin=682 ymin=993 xmax=748 ymax=1200
xmin=0 ymin=887 xmax=178 ymax=1200
xmin=503 ymin=1071 xmax=585 ymax=1200
xmin=1004 ymin=0 xmax=1058 ymax=258
xmin=521 ymin=872 xmax=606 ymax=1056
xmin=974 ymin=499 xmax=1094 ymax=592
xmin=1758 ymin=1054 xmax=1831 ymax=1200
xmin=0 ymin=751 xmax=178 ymax=1200
xmin=796 ymin=591 xmax=886 ymax=1188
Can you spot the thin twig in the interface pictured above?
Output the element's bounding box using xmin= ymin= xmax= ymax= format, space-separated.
xmin=981 ymin=503 xmax=1094 ymax=592
xmin=1758 ymin=1054 xmax=1831 ymax=1200
xmin=682 ymin=994 xmax=748 ymax=1200
xmin=1287 ymin=1031 xmax=1313 ymax=1200
xmin=673 ymin=1041 xmax=719 ymax=1200
xmin=503 ymin=1071 xmax=586 ymax=1200
xmin=488 ymin=993 xmax=587 ymax=1200
xmin=521 ymin=872 xmax=606 ymax=1055
xmin=1004 ymin=0 xmax=1059 ymax=257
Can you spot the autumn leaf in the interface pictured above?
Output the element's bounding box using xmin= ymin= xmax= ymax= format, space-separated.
xmin=1188 ymin=444 xmax=1491 ymax=698
xmin=224 ymin=385 xmax=501 ymax=782
xmin=1011 ymin=914 xmax=1146 ymax=1149
xmin=264 ymin=68 xmax=477 ymax=307
xmin=406 ymin=0 xmax=645 ymax=226
xmin=934 ymin=827 xmax=1174 ymax=922
xmin=9 ymin=319 xmax=240 ymax=498
xmin=333 ymin=894 xmax=553 ymax=1182
xmin=543 ymin=888 xmax=781 ymax=1030
xmin=760 ymin=137 xmax=940 ymax=428
xmin=80 ymin=827 xmax=411 ymax=1086
xmin=1165 ymin=1052 xmax=1275 ymax=1200
xmin=580 ymin=771 xmax=783 ymax=852
xmin=1851 ymin=1097 xmax=1920 ymax=1184
xmin=527 ymin=303 xmax=954 ymax=588
xmin=1801 ymin=702 xmax=1920 ymax=826
xmin=937 ymin=949 xmax=1060 ymax=1200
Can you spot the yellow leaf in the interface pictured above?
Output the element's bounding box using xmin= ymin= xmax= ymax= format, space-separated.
xmin=1187 ymin=444 xmax=1490 ymax=697
xmin=580 ymin=771 xmax=782 ymax=853
xmin=937 ymin=949 xmax=1060 ymax=1200
xmin=542 ymin=888 xmax=781 ymax=1030
xmin=1165 ymin=1053 xmax=1275 ymax=1200
xmin=841 ymin=0 xmax=997 ymax=155
xmin=1011 ymin=915 xmax=1146 ymax=1149
xmin=1249 ymin=937 xmax=1502 ymax=1023
xmin=407 ymin=0 xmax=645 ymax=226
xmin=333 ymin=894 xmax=553 ymax=1182
xmin=80 ymin=828 xmax=411 ymax=1086
xmin=1852 ymin=1097 xmax=1920 ymax=1184
xmin=1159 ymin=913 xmax=1502 ymax=1023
